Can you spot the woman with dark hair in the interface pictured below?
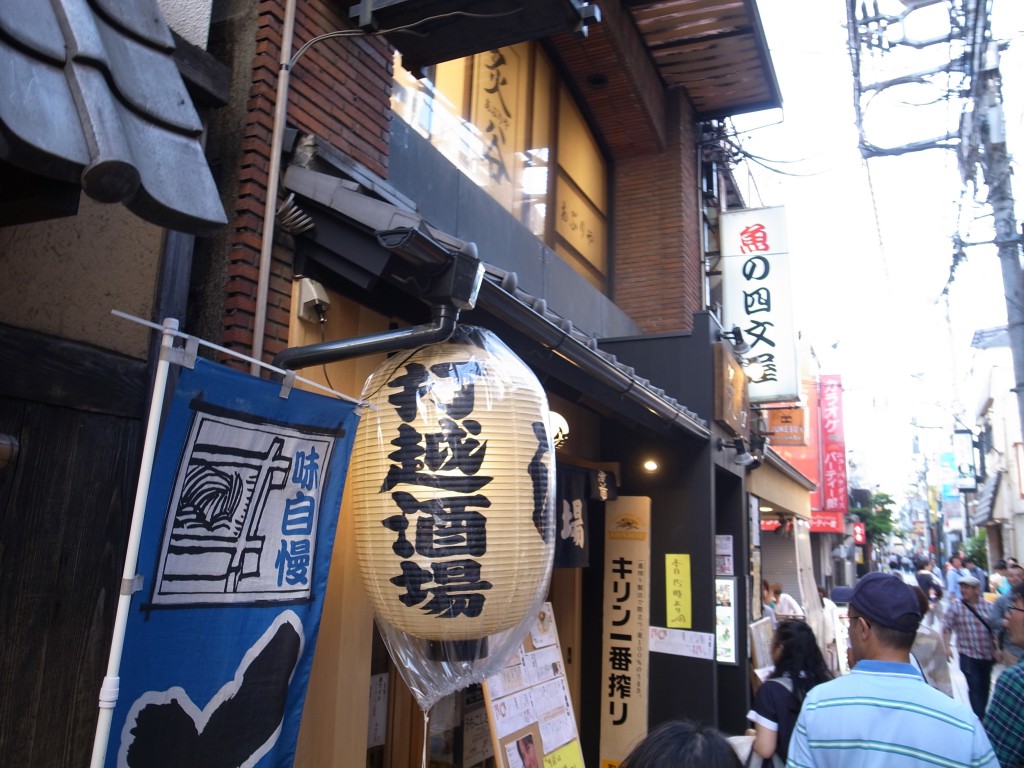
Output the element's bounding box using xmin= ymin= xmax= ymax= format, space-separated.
xmin=746 ymin=620 xmax=832 ymax=766
xmin=620 ymin=720 xmax=741 ymax=768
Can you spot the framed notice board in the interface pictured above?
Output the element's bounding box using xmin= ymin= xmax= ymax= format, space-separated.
xmin=715 ymin=577 xmax=738 ymax=664
xmin=483 ymin=602 xmax=584 ymax=768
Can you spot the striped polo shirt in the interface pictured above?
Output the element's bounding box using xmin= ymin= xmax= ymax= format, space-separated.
xmin=786 ymin=660 xmax=998 ymax=768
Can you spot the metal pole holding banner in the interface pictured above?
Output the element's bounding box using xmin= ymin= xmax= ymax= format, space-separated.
xmin=89 ymin=318 xmax=178 ymax=768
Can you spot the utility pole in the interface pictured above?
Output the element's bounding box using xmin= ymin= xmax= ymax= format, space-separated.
xmin=975 ymin=46 xmax=1024 ymax=437
xmin=850 ymin=0 xmax=1024 ymax=445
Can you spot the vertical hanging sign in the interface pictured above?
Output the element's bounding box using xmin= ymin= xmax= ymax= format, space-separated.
xmin=600 ymin=497 xmax=650 ymax=768
xmin=819 ymin=374 xmax=849 ymax=525
xmin=471 ymin=46 xmax=528 ymax=210
xmin=107 ymin=359 xmax=360 ymax=767
xmin=721 ymin=206 xmax=799 ymax=403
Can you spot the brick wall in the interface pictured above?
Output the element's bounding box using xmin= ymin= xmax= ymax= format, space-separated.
xmin=613 ymin=91 xmax=703 ymax=334
xmin=210 ymin=0 xmax=393 ymax=365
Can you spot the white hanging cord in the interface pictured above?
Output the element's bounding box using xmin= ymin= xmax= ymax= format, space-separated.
xmin=421 ymin=709 xmax=430 ymax=768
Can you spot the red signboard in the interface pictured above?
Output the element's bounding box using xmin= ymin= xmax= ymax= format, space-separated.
xmin=810 ymin=511 xmax=844 ymax=533
xmin=853 ymin=522 xmax=866 ymax=545
xmin=820 ymin=375 xmax=848 ymax=518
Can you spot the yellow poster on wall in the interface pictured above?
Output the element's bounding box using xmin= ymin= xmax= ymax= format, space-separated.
xmin=666 ymin=554 xmax=692 ymax=629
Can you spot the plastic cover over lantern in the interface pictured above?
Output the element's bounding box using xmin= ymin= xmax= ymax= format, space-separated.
xmin=349 ymin=326 xmax=555 ymax=710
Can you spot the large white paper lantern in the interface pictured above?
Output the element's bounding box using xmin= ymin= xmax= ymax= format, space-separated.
xmin=350 ymin=326 xmax=555 ymax=650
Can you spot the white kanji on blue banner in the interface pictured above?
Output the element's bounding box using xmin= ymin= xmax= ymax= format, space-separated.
xmin=107 ymin=359 xmax=360 ymax=767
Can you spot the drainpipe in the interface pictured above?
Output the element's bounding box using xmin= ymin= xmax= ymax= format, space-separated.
xmin=251 ymin=0 xmax=298 ymax=375
xmin=273 ymin=304 xmax=459 ymax=370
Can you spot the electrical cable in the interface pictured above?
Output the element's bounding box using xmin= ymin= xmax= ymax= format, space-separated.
xmin=289 ymin=8 xmax=523 ymax=68
xmin=316 ymin=309 xmax=338 ymax=393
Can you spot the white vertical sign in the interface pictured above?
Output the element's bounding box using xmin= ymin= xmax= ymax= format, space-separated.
xmin=600 ymin=497 xmax=650 ymax=766
xmin=721 ymin=206 xmax=800 ymax=403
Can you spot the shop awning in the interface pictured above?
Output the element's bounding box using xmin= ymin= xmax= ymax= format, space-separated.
xmin=971 ymin=471 xmax=1001 ymax=527
xmin=280 ymin=160 xmax=710 ymax=441
xmin=747 ymin=449 xmax=815 ymax=520
xmin=0 ymin=1 xmax=226 ymax=234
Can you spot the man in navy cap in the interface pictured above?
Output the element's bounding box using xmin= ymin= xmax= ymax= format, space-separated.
xmin=787 ymin=572 xmax=997 ymax=767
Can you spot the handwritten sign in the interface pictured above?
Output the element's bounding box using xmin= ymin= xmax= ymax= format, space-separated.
xmin=648 ymin=627 xmax=715 ymax=660
xmin=665 ymin=553 xmax=692 ymax=628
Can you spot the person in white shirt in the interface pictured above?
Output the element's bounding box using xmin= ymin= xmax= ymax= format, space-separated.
xmin=772 ymin=584 xmax=804 ymax=619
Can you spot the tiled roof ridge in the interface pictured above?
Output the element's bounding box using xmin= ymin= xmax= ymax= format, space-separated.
xmin=0 ymin=0 xmax=226 ymax=233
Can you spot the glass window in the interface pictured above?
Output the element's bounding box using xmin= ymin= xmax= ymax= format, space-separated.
xmin=392 ymin=43 xmax=608 ymax=291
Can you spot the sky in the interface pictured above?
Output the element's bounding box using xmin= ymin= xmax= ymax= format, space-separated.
xmin=731 ymin=0 xmax=1024 ymax=497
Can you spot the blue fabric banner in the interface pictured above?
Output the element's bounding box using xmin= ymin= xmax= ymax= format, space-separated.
xmin=107 ymin=358 xmax=360 ymax=767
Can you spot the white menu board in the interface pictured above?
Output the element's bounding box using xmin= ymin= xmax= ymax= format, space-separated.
xmin=483 ymin=603 xmax=584 ymax=768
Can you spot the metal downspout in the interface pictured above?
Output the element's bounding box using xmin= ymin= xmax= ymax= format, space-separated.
xmin=272 ymin=304 xmax=459 ymax=370
xmin=251 ymin=0 xmax=298 ymax=374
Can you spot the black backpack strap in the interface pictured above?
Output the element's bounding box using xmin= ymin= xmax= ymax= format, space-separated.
xmin=962 ymin=600 xmax=993 ymax=633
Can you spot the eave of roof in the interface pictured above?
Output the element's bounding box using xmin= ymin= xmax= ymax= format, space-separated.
xmin=552 ymin=0 xmax=781 ymax=156
xmin=630 ymin=0 xmax=781 ymax=117
xmin=0 ymin=0 xmax=226 ymax=234
xmin=280 ymin=159 xmax=710 ymax=441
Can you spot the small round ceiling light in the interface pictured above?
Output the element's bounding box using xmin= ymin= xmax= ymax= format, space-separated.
xmin=549 ymin=411 xmax=570 ymax=449
xmin=642 ymin=459 xmax=659 ymax=472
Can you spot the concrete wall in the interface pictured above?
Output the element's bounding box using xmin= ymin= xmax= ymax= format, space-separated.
xmin=158 ymin=0 xmax=213 ymax=48
xmin=0 ymin=197 xmax=162 ymax=359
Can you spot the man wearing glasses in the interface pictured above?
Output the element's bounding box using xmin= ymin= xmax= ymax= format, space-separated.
xmin=991 ymin=563 xmax=1024 ymax=668
xmin=787 ymin=572 xmax=996 ymax=767
xmin=984 ymin=580 xmax=1024 ymax=768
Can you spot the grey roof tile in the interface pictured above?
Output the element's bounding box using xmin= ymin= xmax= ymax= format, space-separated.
xmin=0 ymin=0 xmax=225 ymax=234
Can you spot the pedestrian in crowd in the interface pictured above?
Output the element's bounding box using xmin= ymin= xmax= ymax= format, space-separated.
xmin=620 ymin=719 xmax=742 ymax=768
xmin=771 ymin=584 xmax=804 ymax=619
xmin=943 ymin=573 xmax=997 ymax=719
xmin=946 ymin=553 xmax=968 ymax=601
xmin=909 ymin=585 xmax=954 ymax=697
xmin=984 ymin=580 xmax=1024 ymax=768
xmin=990 ymin=559 xmax=1010 ymax=596
xmin=790 ymin=572 xmax=997 ymax=767
xmin=762 ymin=579 xmax=777 ymax=630
xmin=817 ymin=586 xmax=839 ymax=672
xmin=916 ymin=557 xmax=945 ymax=627
xmin=992 ymin=563 xmax=1024 ymax=668
xmin=745 ymin=620 xmax=832 ymax=767
xmin=964 ymin=556 xmax=990 ymax=593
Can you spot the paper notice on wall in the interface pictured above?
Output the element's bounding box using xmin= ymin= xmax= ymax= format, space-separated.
xmin=648 ymin=626 xmax=715 ymax=660
xmin=534 ymin=676 xmax=576 ymax=752
xmin=462 ymin=688 xmax=495 ymax=767
xmin=367 ymin=673 xmax=388 ymax=748
xmin=489 ymin=687 xmax=538 ymax=739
